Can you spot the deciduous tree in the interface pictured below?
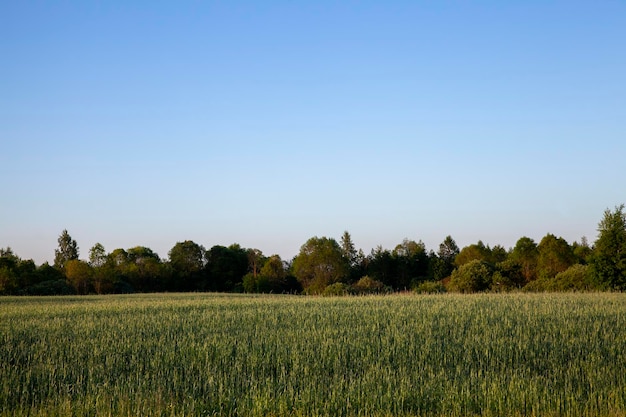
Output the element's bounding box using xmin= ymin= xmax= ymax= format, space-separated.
xmin=591 ymin=205 xmax=626 ymax=289
xmin=537 ymin=234 xmax=576 ymax=279
xmin=510 ymin=237 xmax=539 ymax=283
xmin=292 ymin=237 xmax=348 ymax=294
xmin=54 ymin=230 xmax=78 ymax=270
xmin=449 ymin=259 xmax=493 ymax=293
xmin=65 ymin=259 xmax=93 ymax=294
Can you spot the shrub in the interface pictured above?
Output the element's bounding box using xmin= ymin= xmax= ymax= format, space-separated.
xmin=24 ymin=279 xmax=76 ymax=295
xmin=449 ymin=260 xmax=494 ymax=293
xmin=322 ymin=282 xmax=351 ymax=296
xmin=524 ymin=264 xmax=603 ymax=292
xmin=351 ymin=276 xmax=389 ymax=294
xmin=414 ymin=280 xmax=447 ymax=294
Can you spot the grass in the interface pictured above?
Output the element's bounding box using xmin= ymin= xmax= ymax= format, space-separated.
xmin=1 ymin=293 xmax=626 ymax=416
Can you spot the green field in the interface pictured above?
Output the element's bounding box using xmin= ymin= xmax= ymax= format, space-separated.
xmin=2 ymin=293 xmax=626 ymax=416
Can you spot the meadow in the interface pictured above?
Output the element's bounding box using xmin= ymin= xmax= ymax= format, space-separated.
xmin=1 ymin=293 xmax=626 ymax=417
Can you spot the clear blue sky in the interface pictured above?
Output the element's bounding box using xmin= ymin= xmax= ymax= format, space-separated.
xmin=1 ymin=1 xmax=625 ymax=264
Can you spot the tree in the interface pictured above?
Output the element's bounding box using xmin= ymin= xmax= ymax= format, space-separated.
xmin=169 ymin=241 xmax=206 ymax=290
xmin=340 ymin=231 xmax=358 ymax=267
xmin=431 ymin=235 xmax=460 ymax=281
xmin=572 ymin=236 xmax=593 ymax=264
xmin=439 ymin=236 xmax=460 ymax=264
xmin=510 ymin=237 xmax=539 ymax=283
xmin=247 ymin=248 xmax=264 ymax=279
xmin=107 ymin=246 xmax=167 ymax=292
xmin=87 ymin=243 xmax=115 ymax=294
xmin=455 ymin=241 xmax=491 ymax=267
xmin=366 ymin=246 xmax=397 ymax=288
xmin=64 ymin=259 xmax=93 ymax=294
xmin=449 ymin=259 xmax=494 ymax=293
xmin=591 ymin=205 xmax=626 ymax=289
xmin=54 ymin=230 xmax=78 ymax=269
xmin=292 ymin=237 xmax=349 ymax=294
xmin=204 ymin=244 xmax=248 ymax=291
xmin=537 ymin=234 xmax=576 ymax=279
xmin=260 ymin=255 xmax=287 ymax=281
xmin=392 ymin=239 xmax=429 ymax=289
xmin=89 ymin=243 xmax=107 ymax=268
xmin=0 ymin=248 xmax=19 ymax=294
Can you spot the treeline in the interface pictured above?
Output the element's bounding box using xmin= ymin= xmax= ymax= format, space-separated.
xmin=1 ymin=205 xmax=625 ymax=295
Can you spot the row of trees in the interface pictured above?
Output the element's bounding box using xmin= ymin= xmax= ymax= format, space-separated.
xmin=1 ymin=206 xmax=625 ymax=295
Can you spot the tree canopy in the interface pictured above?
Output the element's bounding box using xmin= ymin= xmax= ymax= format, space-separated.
xmin=2 ymin=205 xmax=626 ymax=295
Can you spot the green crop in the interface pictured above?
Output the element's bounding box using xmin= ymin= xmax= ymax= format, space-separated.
xmin=1 ymin=293 xmax=626 ymax=416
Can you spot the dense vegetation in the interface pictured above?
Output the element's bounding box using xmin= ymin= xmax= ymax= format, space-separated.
xmin=2 ymin=293 xmax=626 ymax=417
xmin=1 ymin=205 xmax=625 ymax=295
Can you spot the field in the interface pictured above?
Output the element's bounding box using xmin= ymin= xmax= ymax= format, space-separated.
xmin=1 ymin=293 xmax=626 ymax=417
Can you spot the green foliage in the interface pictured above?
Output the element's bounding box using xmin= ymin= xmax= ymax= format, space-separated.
xmin=53 ymin=229 xmax=78 ymax=269
xmin=449 ymin=259 xmax=494 ymax=293
xmin=413 ymin=280 xmax=447 ymax=294
xmin=432 ymin=235 xmax=459 ymax=280
xmin=204 ymin=245 xmax=248 ymax=292
xmin=23 ymin=279 xmax=75 ymax=295
xmin=351 ymin=276 xmax=389 ymax=294
xmin=524 ymin=264 xmax=600 ymax=292
xmin=321 ymin=282 xmax=351 ymax=296
xmin=392 ymin=239 xmax=429 ymax=289
xmin=340 ymin=231 xmax=358 ymax=267
xmin=242 ymin=273 xmax=271 ymax=293
xmin=572 ymin=237 xmax=593 ymax=264
xmin=64 ymin=259 xmax=93 ymax=294
xmin=537 ymin=234 xmax=576 ymax=279
xmin=2 ymin=293 xmax=626 ymax=417
xmin=591 ymin=205 xmax=626 ymax=290
xmin=454 ymin=240 xmax=492 ymax=267
xmin=493 ymin=259 xmax=525 ymax=291
xmin=510 ymin=237 xmax=539 ymax=283
xmin=169 ymin=241 xmax=206 ymax=290
xmin=292 ymin=237 xmax=348 ymax=294
xmin=169 ymin=241 xmax=205 ymax=274
xmin=88 ymin=243 xmax=107 ymax=268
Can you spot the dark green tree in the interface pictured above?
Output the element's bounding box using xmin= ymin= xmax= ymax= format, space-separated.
xmin=432 ymin=235 xmax=460 ymax=280
xmin=0 ymin=248 xmax=19 ymax=294
xmin=88 ymin=243 xmax=115 ymax=294
xmin=510 ymin=237 xmax=539 ymax=283
xmin=340 ymin=231 xmax=357 ymax=266
xmin=169 ymin=241 xmax=206 ymax=290
xmin=204 ymin=244 xmax=248 ymax=291
xmin=366 ymin=246 xmax=397 ymax=288
xmin=247 ymin=248 xmax=265 ymax=279
xmin=591 ymin=205 xmax=626 ymax=289
xmin=54 ymin=229 xmax=78 ymax=270
xmin=392 ymin=239 xmax=429 ymax=289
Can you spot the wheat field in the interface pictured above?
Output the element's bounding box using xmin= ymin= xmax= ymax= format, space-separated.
xmin=2 ymin=293 xmax=626 ymax=416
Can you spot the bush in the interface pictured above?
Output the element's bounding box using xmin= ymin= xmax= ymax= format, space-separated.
xmin=322 ymin=282 xmax=351 ymax=296
xmin=449 ymin=260 xmax=494 ymax=293
xmin=351 ymin=276 xmax=389 ymax=294
xmin=24 ymin=280 xmax=76 ymax=295
xmin=524 ymin=264 xmax=603 ymax=292
xmin=414 ymin=281 xmax=447 ymax=294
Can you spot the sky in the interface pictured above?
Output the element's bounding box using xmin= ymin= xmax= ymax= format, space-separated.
xmin=1 ymin=1 xmax=625 ymax=264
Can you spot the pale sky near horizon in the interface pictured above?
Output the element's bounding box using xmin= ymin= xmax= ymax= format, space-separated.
xmin=1 ymin=1 xmax=625 ymax=264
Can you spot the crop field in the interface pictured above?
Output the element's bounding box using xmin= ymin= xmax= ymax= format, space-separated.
xmin=1 ymin=293 xmax=626 ymax=417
